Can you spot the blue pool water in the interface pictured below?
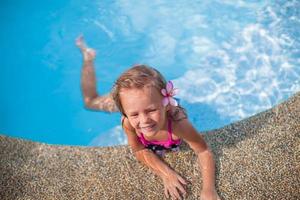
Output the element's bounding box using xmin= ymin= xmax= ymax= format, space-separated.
xmin=0 ymin=0 xmax=299 ymax=146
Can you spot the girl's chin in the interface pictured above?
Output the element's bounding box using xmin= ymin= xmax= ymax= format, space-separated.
xmin=140 ymin=125 xmax=157 ymax=136
xmin=143 ymin=131 xmax=157 ymax=137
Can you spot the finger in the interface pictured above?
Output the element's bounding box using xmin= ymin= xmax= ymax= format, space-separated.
xmin=171 ymin=194 xmax=177 ymax=200
xmin=164 ymin=187 xmax=170 ymax=199
xmin=172 ymin=188 xmax=182 ymax=200
xmin=175 ymin=183 xmax=186 ymax=198
xmin=170 ymin=193 xmax=175 ymax=200
xmin=177 ymin=176 xmax=188 ymax=185
xmin=169 ymin=189 xmax=177 ymax=200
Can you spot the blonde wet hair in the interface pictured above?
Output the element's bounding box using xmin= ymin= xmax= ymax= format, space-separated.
xmin=111 ymin=64 xmax=187 ymax=120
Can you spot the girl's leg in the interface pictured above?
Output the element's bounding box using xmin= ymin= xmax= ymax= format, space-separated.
xmin=76 ymin=35 xmax=118 ymax=112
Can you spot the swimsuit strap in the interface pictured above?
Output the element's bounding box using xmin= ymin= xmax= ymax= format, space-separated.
xmin=140 ymin=131 xmax=147 ymax=141
xmin=167 ymin=118 xmax=172 ymax=142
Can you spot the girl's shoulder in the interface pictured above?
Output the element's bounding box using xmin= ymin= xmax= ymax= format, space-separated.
xmin=167 ymin=106 xmax=189 ymax=138
xmin=167 ymin=105 xmax=188 ymax=122
xmin=170 ymin=114 xmax=206 ymax=153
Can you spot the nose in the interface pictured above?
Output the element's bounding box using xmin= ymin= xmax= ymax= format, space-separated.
xmin=139 ymin=113 xmax=150 ymax=124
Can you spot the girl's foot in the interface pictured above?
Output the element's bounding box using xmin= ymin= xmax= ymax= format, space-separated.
xmin=76 ymin=35 xmax=96 ymax=62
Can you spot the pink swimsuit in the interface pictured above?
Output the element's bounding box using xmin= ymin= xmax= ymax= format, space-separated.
xmin=137 ymin=118 xmax=182 ymax=156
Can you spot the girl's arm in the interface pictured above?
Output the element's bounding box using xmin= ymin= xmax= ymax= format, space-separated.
xmin=122 ymin=116 xmax=187 ymax=199
xmin=121 ymin=116 xmax=174 ymax=177
xmin=76 ymin=35 xmax=119 ymax=113
xmin=173 ymin=119 xmax=221 ymax=199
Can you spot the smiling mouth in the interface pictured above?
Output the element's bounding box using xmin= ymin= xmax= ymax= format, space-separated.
xmin=140 ymin=124 xmax=155 ymax=130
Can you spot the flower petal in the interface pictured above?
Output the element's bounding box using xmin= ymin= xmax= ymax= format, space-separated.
xmin=170 ymin=88 xmax=179 ymax=96
xmin=162 ymin=97 xmax=169 ymax=106
xmin=169 ymin=97 xmax=178 ymax=106
xmin=166 ymin=81 xmax=174 ymax=93
xmin=161 ymin=88 xmax=167 ymax=96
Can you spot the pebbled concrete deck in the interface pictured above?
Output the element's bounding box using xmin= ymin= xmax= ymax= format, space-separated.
xmin=1 ymin=92 xmax=299 ymax=200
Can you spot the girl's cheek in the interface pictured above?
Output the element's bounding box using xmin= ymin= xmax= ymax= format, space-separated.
xmin=155 ymin=112 xmax=164 ymax=121
xmin=130 ymin=119 xmax=138 ymax=128
xmin=149 ymin=112 xmax=158 ymax=119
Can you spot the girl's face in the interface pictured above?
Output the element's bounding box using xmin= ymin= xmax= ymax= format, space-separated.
xmin=120 ymin=86 xmax=169 ymax=137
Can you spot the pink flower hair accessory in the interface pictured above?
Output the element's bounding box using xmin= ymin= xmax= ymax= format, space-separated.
xmin=161 ymin=80 xmax=179 ymax=107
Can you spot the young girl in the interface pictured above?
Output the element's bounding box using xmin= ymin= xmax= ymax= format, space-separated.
xmin=76 ymin=36 xmax=221 ymax=200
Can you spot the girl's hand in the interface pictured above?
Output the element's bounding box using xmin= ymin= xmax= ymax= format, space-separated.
xmin=162 ymin=170 xmax=188 ymax=200
xmin=200 ymin=188 xmax=221 ymax=200
xmin=75 ymin=35 xmax=96 ymax=62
